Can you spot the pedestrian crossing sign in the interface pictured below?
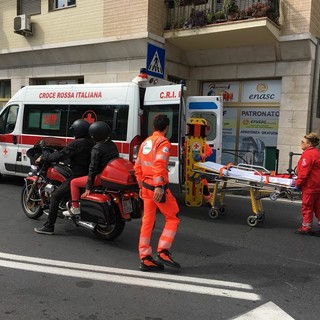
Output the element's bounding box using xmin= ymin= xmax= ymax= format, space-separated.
xmin=146 ymin=43 xmax=165 ymax=79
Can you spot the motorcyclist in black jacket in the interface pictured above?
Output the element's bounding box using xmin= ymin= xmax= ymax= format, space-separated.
xmin=34 ymin=119 xmax=95 ymax=235
xmin=63 ymin=121 xmax=119 ymax=216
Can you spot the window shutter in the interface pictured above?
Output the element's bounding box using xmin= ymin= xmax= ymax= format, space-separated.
xmin=19 ymin=0 xmax=41 ymax=15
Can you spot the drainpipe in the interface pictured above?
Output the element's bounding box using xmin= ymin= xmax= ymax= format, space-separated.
xmin=309 ymin=37 xmax=320 ymax=131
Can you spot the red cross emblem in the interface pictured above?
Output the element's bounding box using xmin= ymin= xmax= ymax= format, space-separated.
xmin=83 ymin=111 xmax=97 ymax=124
xmin=3 ymin=148 xmax=8 ymax=156
xmin=193 ymin=142 xmax=200 ymax=151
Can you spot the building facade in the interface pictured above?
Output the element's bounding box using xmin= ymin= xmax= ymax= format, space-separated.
xmin=0 ymin=0 xmax=320 ymax=172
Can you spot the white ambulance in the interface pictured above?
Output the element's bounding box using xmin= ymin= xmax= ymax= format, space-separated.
xmin=0 ymin=71 xmax=222 ymax=187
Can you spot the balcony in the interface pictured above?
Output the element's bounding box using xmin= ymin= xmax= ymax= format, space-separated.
xmin=164 ymin=0 xmax=280 ymax=51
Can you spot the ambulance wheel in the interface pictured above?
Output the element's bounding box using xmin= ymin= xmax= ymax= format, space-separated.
xmin=21 ymin=183 xmax=44 ymax=219
xmin=208 ymin=208 xmax=219 ymax=219
xmin=219 ymin=204 xmax=227 ymax=215
xmin=247 ymin=215 xmax=258 ymax=227
xmin=93 ymin=205 xmax=125 ymax=240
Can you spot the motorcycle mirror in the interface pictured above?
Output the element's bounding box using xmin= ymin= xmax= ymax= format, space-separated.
xmin=39 ymin=139 xmax=46 ymax=148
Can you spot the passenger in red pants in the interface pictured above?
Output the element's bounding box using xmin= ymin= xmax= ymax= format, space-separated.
xmin=63 ymin=121 xmax=119 ymax=216
xmin=134 ymin=114 xmax=180 ymax=271
xmin=294 ymin=132 xmax=320 ymax=235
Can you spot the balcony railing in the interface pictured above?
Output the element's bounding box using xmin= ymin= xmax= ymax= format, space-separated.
xmin=164 ymin=0 xmax=280 ymax=30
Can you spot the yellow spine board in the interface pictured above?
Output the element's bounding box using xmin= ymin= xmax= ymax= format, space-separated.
xmin=185 ymin=118 xmax=207 ymax=207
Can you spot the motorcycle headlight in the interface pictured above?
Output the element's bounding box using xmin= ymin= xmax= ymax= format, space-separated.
xmin=28 ymin=165 xmax=39 ymax=176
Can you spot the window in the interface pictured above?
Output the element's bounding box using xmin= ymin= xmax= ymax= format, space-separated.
xmin=0 ymin=105 xmax=19 ymax=134
xmin=0 ymin=80 xmax=11 ymax=99
xmin=22 ymin=104 xmax=129 ymax=141
xmin=190 ymin=111 xmax=217 ymax=140
xmin=49 ymin=0 xmax=76 ymax=10
xmin=17 ymin=0 xmax=41 ymax=15
xmin=141 ymin=104 xmax=180 ymax=143
xmin=23 ymin=105 xmax=67 ymax=136
xmin=68 ymin=105 xmax=129 ymax=141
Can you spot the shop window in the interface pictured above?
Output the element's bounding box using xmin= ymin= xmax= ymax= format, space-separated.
xmin=17 ymin=0 xmax=41 ymax=15
xmin=49 ymin=0 xmax=76 ymax=11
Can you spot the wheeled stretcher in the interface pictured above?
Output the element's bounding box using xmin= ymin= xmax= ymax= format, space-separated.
xmin=191 ymin=161 xmax=299 ymax=227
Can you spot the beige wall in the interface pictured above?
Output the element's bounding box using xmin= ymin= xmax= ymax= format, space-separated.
xmin=103 ymin=0 xmax=149 ymax=37
xmin=280 ymin=0 xmax=312 ymax=36
xmin=0 ymin=0 xmax=156 ymax=51
xmin=310 ymin=0 xmax=320 ymax=36
xmin=1 ymin=0 xmax=104 ymax=49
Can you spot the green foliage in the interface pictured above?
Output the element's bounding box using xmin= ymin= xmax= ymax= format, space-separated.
xmin=223 ymin=0 xmax=239 ymax=15
xmin=215 ymin=10 xmax=226 ymax=20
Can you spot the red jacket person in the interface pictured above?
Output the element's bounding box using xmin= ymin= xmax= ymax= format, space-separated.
xmin=295 ymin=132 xmax=320 ymax=235
xmin=134 ymin=114 xmax=180 ymax=271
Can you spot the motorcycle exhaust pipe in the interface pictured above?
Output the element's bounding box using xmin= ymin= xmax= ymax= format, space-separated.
xmin=77 ymin=220 xmax=96 ymax=230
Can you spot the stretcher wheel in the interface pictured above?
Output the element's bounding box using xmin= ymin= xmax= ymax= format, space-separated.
xmin=247 ymin=215 xmax=258 ymax=227
xmin=219 ymin=204 xmax=227 ymax=215
xmin=257 ymin=213 xmax=265 ymax=222
xmin=208 ymin=208 xmax=219 ymax=219
xmin=269 ymin=192 xmax=279 ymax=201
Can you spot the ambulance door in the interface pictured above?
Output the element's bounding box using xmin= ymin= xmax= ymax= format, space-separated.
xmin=187 ymin=96 xmax=223 ymax=163
xmin=142 ymin=84 xmax=185 ymax=187
xmin=0 ymin=104 xmax=20 ymax=176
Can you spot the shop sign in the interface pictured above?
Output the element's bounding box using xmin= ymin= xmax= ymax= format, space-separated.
xmin=241 ymin=80 xmax=281 ymax=103
xmin=202 ymin=82 xmax=239 ymax=102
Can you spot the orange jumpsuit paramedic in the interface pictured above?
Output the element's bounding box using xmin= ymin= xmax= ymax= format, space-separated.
xmin=134 ymin=114 xmax=180 ymax=271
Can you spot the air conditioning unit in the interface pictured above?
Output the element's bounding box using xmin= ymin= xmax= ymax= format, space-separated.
xmin=14 ymin=14 xmax=32 ymax=35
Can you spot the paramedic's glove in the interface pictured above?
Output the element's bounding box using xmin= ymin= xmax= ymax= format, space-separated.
xmin=194 ymin=154 xmax=201 ymax=162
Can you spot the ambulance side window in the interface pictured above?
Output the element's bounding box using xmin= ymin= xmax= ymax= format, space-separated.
xmin=67 ymin=105 xmax=129 ymax=141
xmin=0 ymin=104 xmax=19 ymax=134
xmin=23 ymin=104 xmax=67 ymax=136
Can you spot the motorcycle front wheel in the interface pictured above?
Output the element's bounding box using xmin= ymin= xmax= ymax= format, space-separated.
xmin=21 ymin=183 xmax=44 ymax=219
xmin=93 ymin=206 xmax=125 ymax=241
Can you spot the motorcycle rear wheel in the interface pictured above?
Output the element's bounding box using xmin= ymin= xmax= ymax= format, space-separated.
xmin=93 ymin=207 xmax=125 ymax=241
xmin=21 ymin=183 xmax=44 ymax=219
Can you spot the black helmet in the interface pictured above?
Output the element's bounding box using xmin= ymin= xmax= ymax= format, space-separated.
xmin=69 ymin=119 xmax=90 ymax=138
xmin=89 ymin=121 xmax=111 ymax=142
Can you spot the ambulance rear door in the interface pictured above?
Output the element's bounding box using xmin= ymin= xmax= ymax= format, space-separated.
xmin=142 ymin=84 xmax=186 ymax=188
xmin=187 ymin=96 xmax=223 ymax=163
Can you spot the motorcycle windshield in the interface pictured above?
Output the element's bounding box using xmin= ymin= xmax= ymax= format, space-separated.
xmin=33 ymin=137 xmax=68 ymax=149
xmin=26 ymin=137 xmax=68 ymax=162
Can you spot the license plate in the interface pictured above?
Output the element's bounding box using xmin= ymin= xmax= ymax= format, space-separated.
xmin=122 ymin=199 xmax=133 ymax=214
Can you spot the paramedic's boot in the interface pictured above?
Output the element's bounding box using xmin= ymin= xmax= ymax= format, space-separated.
xmin=34 ymin=222 xmax=54 ymax=235
xmin=156 ymin=249 xmax=181 ymax=268
xmin=63 ymin=206 xmax=80 ymax=217
xmin=295 ymin=226 xmax=312 ymax=235
xmin=140 ymin=255 xmax=164 ymax=272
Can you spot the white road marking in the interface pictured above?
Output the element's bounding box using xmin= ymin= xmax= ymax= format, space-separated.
xmin=0 ymin=252 xmax=260 ymax=301
xmin=233 ymin=301 xmax=295 ymax=319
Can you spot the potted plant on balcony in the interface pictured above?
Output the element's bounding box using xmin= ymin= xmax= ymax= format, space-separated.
xmin=223 ymin=0 xmax=239 ymax=21
xmin=251 ymin=1 xmax=270 ymax=18
xmin=215 ymin=10 xmax=226 ymax=23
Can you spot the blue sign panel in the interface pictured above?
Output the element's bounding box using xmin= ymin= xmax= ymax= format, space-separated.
xmin=146 ymin=43 xmax=165 ymax=79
